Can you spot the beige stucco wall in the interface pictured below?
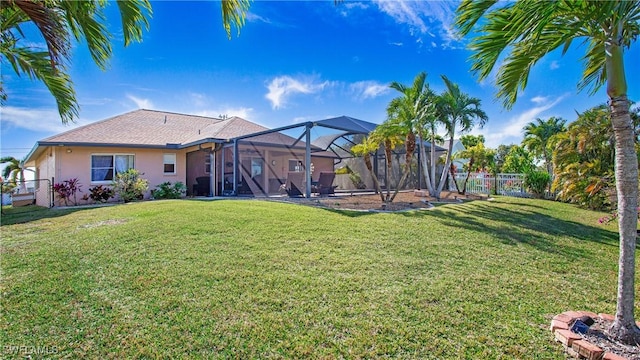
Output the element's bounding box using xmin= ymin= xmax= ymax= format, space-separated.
xmin=36 ymin=146 xmax=187 ymax=206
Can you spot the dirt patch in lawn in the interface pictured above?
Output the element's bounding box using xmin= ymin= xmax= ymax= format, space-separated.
xmin=278 ymin=191 xmax=489 ymax=211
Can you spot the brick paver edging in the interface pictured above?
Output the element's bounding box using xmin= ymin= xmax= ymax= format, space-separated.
xmin=550 ymin=311 xmax=640 ymax=360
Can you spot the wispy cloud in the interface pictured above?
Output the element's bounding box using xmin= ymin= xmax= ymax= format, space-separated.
xmin=246 ymin=12 xmax=272 ymax=25
xmin=1 ymin=106 xmax=91 ymax=134
xmin=530 ymin=96 xmax=549 ymax=105
xmin=127 ymin=94 xmax=154 ymax=109
xmin=550 ymin=60 xmax=560 ymax=70
xmin=372 ymin=0 xmax=460 ymax=48
xmin=479 ymin=94 xmax=568 ymax=148
xmin=350 ymin=81 xmax=390 ymax=100
xmin=265 ymin=76 xmax=330 ymax=109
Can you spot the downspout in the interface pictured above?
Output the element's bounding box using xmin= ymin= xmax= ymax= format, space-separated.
xmin=305 ymin=123 xmax=312 ymax=198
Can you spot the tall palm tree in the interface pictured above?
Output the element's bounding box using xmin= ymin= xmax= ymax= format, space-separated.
xmin=1 ymin=0 xmax=249 ymax=123
xmin=456 ymin=0 xmax=640 ymax=343
xmin=435 ymin=75 xmax=488 ymax=198
xmin=386 ymin=72 xmax=431 ymax=202
xmin=522 ymin=117 xmax=567 ymax=174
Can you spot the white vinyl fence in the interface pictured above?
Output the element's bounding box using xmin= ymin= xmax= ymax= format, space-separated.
xmin=453 ymin=173 xmax=529 ymax=197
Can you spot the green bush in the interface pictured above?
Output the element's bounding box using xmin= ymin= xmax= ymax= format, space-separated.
xmin=112 ymin=169 xmax=148 ymax=203
xmin=152 ymin=181 xmax=186 ymax=199
xmin=524 ymin=170 xmax=551 ymax=198
xmin=88 ymin=185 xmax=114 ymax=203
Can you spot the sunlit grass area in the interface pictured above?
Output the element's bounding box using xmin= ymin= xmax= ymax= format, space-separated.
xmin=1 ymin=197 xmax=635 ymax=358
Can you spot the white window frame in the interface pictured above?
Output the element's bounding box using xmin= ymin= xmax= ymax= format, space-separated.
xmin=91 ymin=153 xmax=135 ymax=184
xmin=163 ymin=153 xmax=177 ymax=175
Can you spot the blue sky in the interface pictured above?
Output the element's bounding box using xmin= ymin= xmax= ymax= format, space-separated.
xmin=2 ymin=0 xmax=639 ymax=166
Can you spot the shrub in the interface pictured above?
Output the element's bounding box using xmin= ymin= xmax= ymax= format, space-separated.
xmin=53 ymin=178 xmax=82 ymax=206
xmin=524 ymin=170 xmax=551 ymax=198
xmin=88 ymin=185 xmax=114 ymax=203
xmin=152 ymin=181 xmax=186 ymax=199
xmin=112 ymin=169 xmax=148 ymax=203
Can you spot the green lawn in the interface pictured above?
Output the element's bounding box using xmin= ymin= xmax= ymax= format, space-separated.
xmin=1 ymin=197 xmax=636 ymax=358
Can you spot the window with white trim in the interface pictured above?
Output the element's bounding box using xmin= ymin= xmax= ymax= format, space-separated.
xmin=91 ymin=154 xmax=134 ymax=182
xmin=163 ymin=153 xmax=176 ymax=174
xmin=204 ymin=156 xmax=211 ymax=174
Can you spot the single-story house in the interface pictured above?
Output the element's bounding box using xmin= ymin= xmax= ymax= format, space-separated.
xmin=24 ymin=109 xmax=379 ymax=206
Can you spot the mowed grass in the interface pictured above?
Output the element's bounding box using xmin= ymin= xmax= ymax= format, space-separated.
xmin=1 ymin=197 xmax=636 ymax=358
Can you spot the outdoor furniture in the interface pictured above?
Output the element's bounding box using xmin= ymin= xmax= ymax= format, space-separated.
xmin=285 ymin=172 xmax=305 ymax=197
xmin=192 ymin=176 xmax=210 ymax=196
xmin=315 ymin=171 xmax=337 ymax=195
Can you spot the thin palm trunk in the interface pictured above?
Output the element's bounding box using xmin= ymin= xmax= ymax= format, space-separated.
xmin=390 ymin=133 xmax=416 ymax=202
xmin=430 ymin=133 xmax=437 ymax=197
xmin=363 ymin=153 xmax=385 ymax=203
xmin=449 ymin=164 xmax=462 ymax=194
xmin=606 ymin=24 xmax=640 ymax=342
xmin=461 ymin=158 xmax=475 ymax=195
xmin=417 ymin=134 xmax=435 ymax=195
xmin=436 ymin=124 xmax=456 ymax=197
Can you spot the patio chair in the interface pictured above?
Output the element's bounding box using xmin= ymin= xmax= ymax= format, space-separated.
xmin=285 ymin=172 xmax=305 ymax=197
xmin=315 ymin=171 xmax=338 ymax=195
xmin=192 ymin=176 xmax=210 ymax=196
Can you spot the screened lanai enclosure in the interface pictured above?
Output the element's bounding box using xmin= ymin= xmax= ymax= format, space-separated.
xmin=186 ymin=116 xmax=447 ymax=198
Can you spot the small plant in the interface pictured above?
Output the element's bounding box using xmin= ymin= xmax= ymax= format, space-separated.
xmin=524 ymin=170 xmax=551 ymax=198
xmin=152 ymin=181 xmax=186 ymax=199
xmin=88 ymin=185 xmax=114 ymax=203
xmin=53 ymin=178 xmax=82 ymax=206
xmin=598 ymin=207 xmax=640 ymax=225
xmin=112 ymin=169 xmax=148 ymax=203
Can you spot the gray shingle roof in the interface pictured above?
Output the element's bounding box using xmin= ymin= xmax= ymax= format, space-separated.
xmin=42 ymin=109 xmax=266 ymax=146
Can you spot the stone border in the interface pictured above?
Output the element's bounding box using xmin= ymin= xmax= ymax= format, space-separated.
xmin=550 ymin=311 xmax=640 ymax=360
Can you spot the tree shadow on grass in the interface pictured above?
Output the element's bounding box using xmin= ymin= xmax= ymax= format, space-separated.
xmin=2 ymin=206 xmax=89 ymax=226
xmin=323 ymin=198 xmax=621 ymax=260
xmin=412 ymin=202 xmax=619 ymax=260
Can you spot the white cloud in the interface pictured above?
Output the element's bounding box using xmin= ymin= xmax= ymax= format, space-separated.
xmin=372 ymin=0 xmax=460 ymax=48
xmin=550 ymin=60 xmax=560 ymax=70
xmin=1 ymin=106 xmax=91 ymax=134
xmin=389 ymin=42 xmax=403 ymax=46
xmin=265 ymin=76 xmax=330 ymax=109
xmin=344 ymin=2 xmax=369 ymax=10
xmin=350 ymin=81 xmax=390 ymax=100
xmin=530 ymin=96 xmax=549 ymax=105
xmin=246 ymin=12 xmax=271 ymax=25
xmin=127 ymin=94 xmax=154 ymax=109
xmin=479 ymin=95 xmax=568 ymax=148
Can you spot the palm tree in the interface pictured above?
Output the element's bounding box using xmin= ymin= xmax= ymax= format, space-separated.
xmin=1 ymin=156 xmax=28 ymax=192
xmin=1 ymin=0 xmax=249 ymax=123
xmin=386 ymin=72 xmax=431 ymax=202
xmin=435 ymin=75 xmax=488 ymax=198
xmin=456 ymin=0 xmax=640 ymax=343
xmin=522 ymin=117 xmax=567 ymax=174
xmin=351 ymin=135 xmax=385 ymax=203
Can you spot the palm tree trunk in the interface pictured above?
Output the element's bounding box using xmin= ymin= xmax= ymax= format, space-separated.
xmin=609 ymin=94 xmax=640 ymax=344
xmin=418 ymin=134 xmax=435 ymax=195
xmin=430 ymin=133 xmax=437 ymax=196
xmin=436 ymin=125 xmax=456 ymax=198
xmin=449 ymin=164 xmax=462 ymax=194
xmin=390 ymin=133 xmax=416 ymax=202
xmin=364 ymin=153 xmax=385 ymax=203
xmin=461 ymin=159 xmax=475 ymax=195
